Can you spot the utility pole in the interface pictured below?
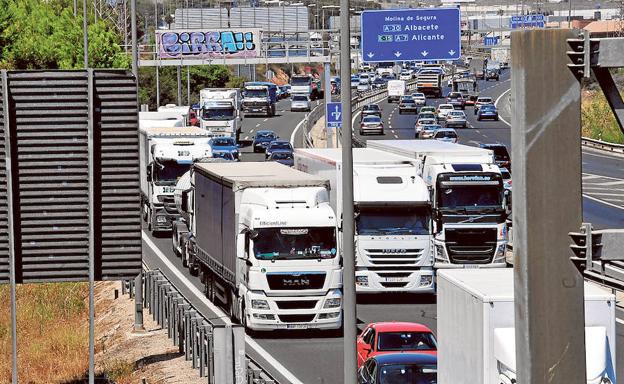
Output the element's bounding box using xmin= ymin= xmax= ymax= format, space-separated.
xmin=512 ymin=28 xmax=586 ymax=384
xmin=339 ymin=0 xmax=357 ymax=383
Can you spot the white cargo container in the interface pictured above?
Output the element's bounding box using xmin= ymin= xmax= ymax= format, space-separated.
xmin=139 ymin=111 xmax=186 ymax=129
xmin=387 ymin=79 xmax=406 ymax=103
xmin=368 ymin=140 xmax=508 ymax=269
xmin=175 ymin=162 xmax=342 ymax=331
xmin=438 ymin=269 xmax=616 ymax=384
xmin=294 ymin=148 xmax=434 ymax=294
xmin=139 ymin=126 xmax=213 ymax=233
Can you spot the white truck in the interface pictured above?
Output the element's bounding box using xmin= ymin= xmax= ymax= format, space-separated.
xmin=368 ymin=140 xmax=508 ymax=269
xmin=294 ymin=148 xmax=434 ymax=294
xmin=491 ymin=47 xmax=510 ymax=69
xmin=139 ymin=111 xmax=185 ymax=129
xmin=199 ymin=88 xmax=241 ymax=141
xmin=157 ymin=104 xmax=193 ymax=125
xmin=438 ymin=269 xmax=616 ymax=384
xmin=387 ymin=79 xmax=406 ymax=103
xmin=139 ymin=126 xmax=213 ymax=234
xmin=173 ymin=162 xmax=343 ymax=331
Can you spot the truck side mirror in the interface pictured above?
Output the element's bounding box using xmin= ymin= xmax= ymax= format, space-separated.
xmin=146 ymin=164 xmax=152 ymax=182
xmin=181 ymin=190 xmax=189 ymax=212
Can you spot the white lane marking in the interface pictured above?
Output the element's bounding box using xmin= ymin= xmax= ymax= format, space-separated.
xmin=616 ymin=318 xmax=624 ymax=326
xmin=290 ymin=115 xmax=307 ymax=146
xmin=591 ymin=180 xmax=624 ymax=186
xmin=583 ymin=150 xmax=624 ymax=161
xmin=583 ymin=194 xmax=624 ymax=211
xmin=244 ymin=136 xmax=249 ymax=140
xmin=250 ymin=129 xmax=254 ymax=134
xmin=255 ymin=123 xmax=261 ymax=127
xmin=394 ymin=134 xmax=399 ymax=138
xmin=142 ymin=231 xmax=306 ymax=384
xmin=494 ymin=88 xmax=512 ymax=127
xmin=582 ymin=174 xmax=603 ymax=180
xmin=584 ymin=172 xmax=624 ymax=181
xmin=583 ymin=186 xmax=624 ymax=192
xmin=585 ymin=192 xmax=624 ymax=197
xmin=263 ymin=118 xmax=268 ymax=122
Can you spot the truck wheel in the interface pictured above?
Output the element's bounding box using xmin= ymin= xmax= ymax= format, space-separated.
xmin=204 ymin=272 xmax=216 ymax=303
xmin=228 ymin=290 xmax=238 ymax=322
xmin=172 ymin=230 xmax=180 ymax=258
xmin=188 ymin=244 xmax=199 ymax=276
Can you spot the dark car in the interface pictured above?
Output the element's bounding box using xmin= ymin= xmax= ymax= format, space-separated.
xmin=252 ymin=130 xmax=278 ymax=153
xmin=265 ymin=140 xmax=293 ymax=159
xmin=399 ymin=96 xmax=418 ymax=114
xmin=477 ymin=104 xmax=499 ymax=121
xmin=268 ymin=151 xmax=294 ymax=166
xmin=358 ymin=353 xmax=437 ymax=384
xmin=485 ymin=69 xmax=500 ymax=81
xmin=480 ymin=143 xmax=511 ymax=169
xmin=475 ymin=70 xmax=485 ymax=80
xmin=446 ymin=92 xmax=465 ymax=110
xmin=372 ymin=78 xmax=386 ymax=89
xmin=362 ymin=104 xmax=382 ymax=119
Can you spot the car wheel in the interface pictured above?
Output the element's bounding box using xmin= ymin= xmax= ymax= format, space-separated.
xmin=477 ymin=117 xmax=481 ymax=121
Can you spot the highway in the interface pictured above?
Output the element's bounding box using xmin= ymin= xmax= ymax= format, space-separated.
xmin=142 ymin=76 xmax=624 ymax=384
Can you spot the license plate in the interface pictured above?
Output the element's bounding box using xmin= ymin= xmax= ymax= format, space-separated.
xmin=464 ymin=264 xmax=480 ymax=269
xmin=286 ymin=324 xmax=309 ymax=329
xmin=385 ymin=277 xmax=405 ymax=282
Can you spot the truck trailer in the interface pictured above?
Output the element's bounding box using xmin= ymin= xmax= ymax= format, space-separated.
xmin=199 ymin=88 xmax=241 ymax=140
xmin=368 ymin=140 xmax=508 ymax=269
xmin=294 ymin=148 xmax=434 ymax=294
xmin=438 ymin=269 xmax=616 ymax=384
xmin=173 ymin=162 xmax=343 ymax=331
xmin=139 ymin=126 xmax=213 ymax=233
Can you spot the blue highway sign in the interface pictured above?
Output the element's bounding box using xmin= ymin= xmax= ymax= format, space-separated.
xmin=484 ymin=36 xmax=500 ymax=46
xmin=326 ymin=102 xmax=342 ymax=129
xmin=361 ymin=8 xmax=461 ymax=63
xmin=510 ymin=14 xmax=545 ymax=29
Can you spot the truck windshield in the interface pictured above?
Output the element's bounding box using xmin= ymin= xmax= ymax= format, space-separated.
xmin=202 ymin=108 xmax=235 ymax=120
xmin=253 ymin=227 xmax=337 ymax=260
xmin=356 ymin=206 xmax=430 ymax=236
xmin=291 ymin=77 xmax=311 ymax=86
xmin=377 ymin=331 xmax=437 ymax=352
xmin=438 ymin=186 xmax=501 ymax=210
xmin=245 ymin=89 xmax=268 ymax=98
xmin=154 ymin=160 xmax=190 ymax=186
xmin=378 ymin=364 xmax=437 ymax=384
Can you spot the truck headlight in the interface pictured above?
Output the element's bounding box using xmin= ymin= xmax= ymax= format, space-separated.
xmin=601 ymin=378 xmax=612 ymax=384
xmin=156 ymin=216 xmax=167 ymax=224
xmin=324 ymin=298 xmax=341 ymax=309
xmin=251 ymin=299 xmax=269 ymax=310
xmin=319 ymin=312 xmax=340 ymax=319
xmin=495 ymin=244 xmax=507 ymax=258
xmin=419 ymin=275 xmax=433 ymax=287
xmin=356 ymin=276 xmax=368 ymax=286
xmin=435 ymin=244 xmax=448 ymax=261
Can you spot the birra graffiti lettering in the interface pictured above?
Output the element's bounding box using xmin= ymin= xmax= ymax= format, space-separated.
xmin=157 ymin=29 xmax=261 ymax=59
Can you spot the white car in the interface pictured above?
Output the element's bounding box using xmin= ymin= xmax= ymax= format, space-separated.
xmin=436 ymin=104 xmax=455 ymax=121
xmin=399 ymin=71 xmax=412 ymax=81
xmin=359 ymin=73 xmax=371 ymax=84
xmin=433 ymin=128 xmax=458 ymax=143
xmin=445 ymin=110 xmax=468 ymax=128
xmin=412 ymin=92 xmax=426 ymax=106
xmin=415 ymin=118 xmax=437 ymax=137
xmin=357 ymin=81 xmax=371 ymax=92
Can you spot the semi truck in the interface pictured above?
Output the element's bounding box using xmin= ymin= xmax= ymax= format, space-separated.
xmin=294 ymin=148 xmax=434 ymax=294
xmin=139 ymin=126 xmax=213 ymax=234
xmin=416 ymin=72 xmax=443 ymax=98
xmin=172 ymin=162 xmax=343 ymax=331
xmin=368 ymin=140 xmax=508 ymax=269
xmin=290 ymin=74 xmax=322 ymax=100
xmin=199 ymin=88 xmax=241 ymax=140
xmin=157 ymin=104 xmax=197 ymax=126
xmin=438 ymin=269 xmax=616 ymax=384
xmin=453 ymin=78 xmax=479 ymax=106
xmin=242 ymin=82 xmax=278 ymax=117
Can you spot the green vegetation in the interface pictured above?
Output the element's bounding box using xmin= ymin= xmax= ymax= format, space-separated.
xmin=581 ymin=90 xmax=624 ymax=144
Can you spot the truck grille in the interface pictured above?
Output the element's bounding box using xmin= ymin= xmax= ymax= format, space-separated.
xmin=278 ymin=314 xmax=316 ymax=323
xmin=266 ymin=273 xmax=326 ymax=290
xmin=445 ymin=228 xmax=497 ymax=264
xmin=364 ymin=249 xmax=424 ymax=265
xmin=161 ymin=196 xmax=177 ymax=214
xmin=275 ymin=300 xmax=317 ymax=310
xmin=380 ymin=281 xmax=408 ymax=288
xmin=244 ymin=101 xmax=266 ymax=107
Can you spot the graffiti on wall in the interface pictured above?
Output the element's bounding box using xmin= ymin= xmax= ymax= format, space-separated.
xmin=157 ymin=29 xmax=261 ymax=59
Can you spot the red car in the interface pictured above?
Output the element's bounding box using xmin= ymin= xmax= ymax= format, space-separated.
xmin=356 ymin=322 xmax=437 ymax=368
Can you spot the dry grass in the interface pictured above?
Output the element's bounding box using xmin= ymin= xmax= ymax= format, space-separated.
xmin=581 ymin=89 xmax=624 ymax=144
xmin=0 ymin=283 xmax=90 ymax=383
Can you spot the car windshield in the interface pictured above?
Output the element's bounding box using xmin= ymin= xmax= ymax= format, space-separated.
xmin=256 ymin=132 xmax=276 ymax=139
xmin=402 ymin=99 xmax=416 ymax=104
xmin=245 ymin=89 xmax=268 ymax=98
xmin=154 ymin=160 xmax=191 ymax=186
xmin=291 ymin=77 xmax=310 ymax=86
xmin=213 ymin=152 xmax=234 ymax=161
xmin=365 ymin=105 xmax=380 ymax=111
xmin=270 ymin=142 xmax=292 ymax=150
xmin=211 ymin=138 xmax=236 ymax=147
xmin=423 ymin=125 xmax=441 ymax=131
xmin=439 ymin=186 xmax=502 ymax=209
xmin=490 ymin=147 xmax=510 ymax=162
xmin=292 ymin=95 xmax=308 ymax=101
xmin=449 ymin=112 xmax=465 ymax=118
xmin=449 ymin=92 xmax=462 ymax=98
xmin=413 ymin=93 xmax=425 ymax=98
xmin=356 ymin=206 xmax=430 ymax=236
xmin=421 ymin=107 xmax=435 ymax=113
xmin=418 ymin=113 xmax=436 ymax=119
xmin=501 ymin=169 xmax=511 ymax=180
xmin=480 ymin=105 xmax=496 ymax=111
xmin=418 ymin=119 xmax=436 ymax=125
xmin=379 ymin=364 xmax=437 ymax=384
xmin=377 ymin=331 xmax=437 ymax=352
xmin=439 ymin=105 xmax=453 ymax=110
xmin=401 ymin=96 xmax=413 ymax=101
xmin=478 ymin=98 xmax=493 ymax=103
xmin=436 ymin=131 xmax=457 ymax=138
xmin=253 ymin=227 xmax=337 ymax=260
xmin=202 ymin=107 xmax=235 ymax=120
xmin=363 ymin=116 xmax=382 ymax=123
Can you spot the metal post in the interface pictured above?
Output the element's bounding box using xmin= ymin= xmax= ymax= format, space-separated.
xmin=511 ymin=29 xmax=586 ymax=384
xmin=131 ymin=0 xmax=138 ymax=79
xmin=74 ymin=0 xmax=77 ymax=16
xmin=177 ymin=66 xmax=182 ymax=106
xmin=324 ymin=61 xmax=333 ymax=148
xmin=339 ymin=0 xmax=356 ymax=381
xmin=134 ymin=273 xmax=144 ymax=331
xmin=3 ymin=70 xmax=18 ymax=384
xmin=87 ymin=69 xmax=96 ymax=384
xmin=156 ymin=66 xmax=160 ymax=108
xmin=568 ymin=0 xmax=573 ymax=28
xmin=83 ymin=0 xmax=89 ymax=68
xmin=187 ymin=66 xmax=191 ymax=106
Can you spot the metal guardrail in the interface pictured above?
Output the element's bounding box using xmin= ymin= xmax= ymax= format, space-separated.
xmin=123 ymin=269 xmax=277 ymax=384
xmin=582 ymin=137 xmax=624 ymax=155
